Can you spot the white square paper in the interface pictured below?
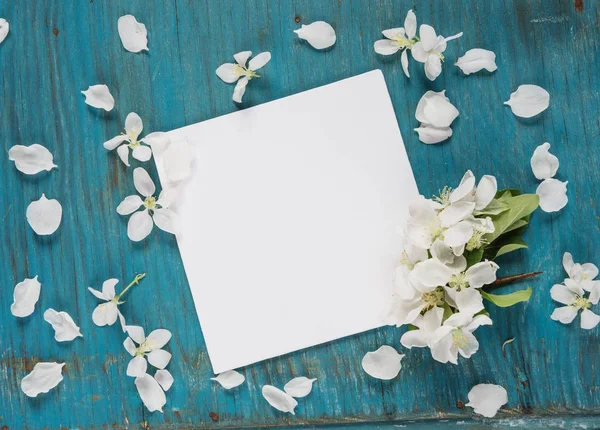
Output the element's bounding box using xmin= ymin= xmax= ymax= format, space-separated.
xmin=155 ymin=70 xmax=419 ymax=373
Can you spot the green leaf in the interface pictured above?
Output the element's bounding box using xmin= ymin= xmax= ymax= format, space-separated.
xmin=496 ymin=188 xmax=522 ymax=199
xmin=485 ymin=194 xmax=539 ymax=243
xmin=485 ymin=236 xmax=528 ymax=260
xmin=474 ymin=199 xmax=510 ymax=216
xmin=503 ymin=218 xmax=529 ymax=235
xmin=442 ymin=303 xmax=454 ymax=322
xmin=481 ymin=288 xmax=532 ymax=307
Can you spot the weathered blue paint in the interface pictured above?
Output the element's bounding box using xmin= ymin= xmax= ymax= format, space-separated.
xmin=0 ymin=1 xmax=599 ymax=428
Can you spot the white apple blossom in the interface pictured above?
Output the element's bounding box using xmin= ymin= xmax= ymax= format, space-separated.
xmin=117 ymin=167 xmax=180 ymax=242
xmin=103 ymin=112 xmax=169 ymax=166
xmin=411 ymin=24 xmax=463 ymax=81
xmin=124 ymin=325 xmax=172 ymax=377
xmin=216 ymin=51 xmax=271 ymax=103
xmin=414 ymin=90 xmax=459 ymax=144
xmin=373 ymin=10 xmax=417 ymax=77
xmin=88 ymin=274 xmax=145 ymax=331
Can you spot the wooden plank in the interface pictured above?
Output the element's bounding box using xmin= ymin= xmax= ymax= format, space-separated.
xmin=0 ymin=0 xmax=599 ymax=428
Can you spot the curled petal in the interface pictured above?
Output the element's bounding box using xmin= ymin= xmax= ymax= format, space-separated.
xmin=153 ymin=208 xmax=179 ymax=235
xmin=536 ymin=178 xmax=568 ymax=212
xmin=0 ymin=18 xmax=9 ymax=44
xmin=125 ymin=112 xmax=144 ymax=140
xmin=147 ymin=349 xmax=172 ymax=369
xmin=414 ymin=125 xmax=452 ymax=144
xmin=466 ymin=260 xmax=499 ymax=288
xmin=211 ymin=370 xmax=245 ymax=389
xmin=9 ymin=144 xmax=57 ymax=175
xmin=262 ymin=385 xmax=298 ymax=414
xmin=216 ymin=63 xmax=239 ymax=84
xmin=116 ymin=145 xmax=130 ymax=166
xmin=146 ymin=329 xmax=172 ymax=350
xmin=43 ymin=309 xmax=83 ymax=342
xmin=135 ymin=374 xmax=166 ymax=413
xmin=232 ymin=76 xmax=249 ymax=103
xmin=466 ymin=384 xmax=508 ymax=418
xmin=133 ymin=167 xmax=156 ymax=197
xmin=233 ymin=51 xmax=252 ymax=67
xmin=162 ymin=139 xmax=194 ymax=183
xmin=81 ymin=84 xmax=115 ymax=111
xmin=155 ymin=369 xmax=174 ymax=391
xmin=127 ymin=356 xmax=148 ymax=377
xmin=117 ymin=195 xmax=144 ymax=215
xmin=132 ymin=145 xmax=152 ymax=162
xmin=102 ymin=278 xmax=118 ymax=299
xmin=118 ymin=15 xmax=148 ymax=53
xmin=104 ymin=135 xmax=128 ymax=150
xmin=361 ymin=345 xmax=404 ymax=380
xmin=474 ymin=175 xmax=497 ymax=210
xmin=450 ymin=171 xmax=476 ymax=203
xmin=531 ymin=142 xmax=559 ymax=180
xmin=455 ymin=49 xmax=497 ymax=75
xmin=374 ymin=39 xmax=401 ymax=56
xmin=284 ymin=377 xmax=317 ymax=398
xmin=424 ymin=54 xmax=442 ymax=81
xmin=294 ymin=21 xmax=336 ymax=50
xmin=11 ymin=276 xmax=41 ymax=318
xmin=563 ymin=252 xmax=574 ymax=275
xmin=581 ymin=309 xmax=600 ymax=330
xmin=248 ymin=52 xmax=271 ymax=71
xmin=504 ymin=85 xmax=550 ymax=118
xmin=422 ymin=91 xmax=459 ymax=128
xmin=21 ymin=362 xmax=65 ymax=398
xmin=401 ymin=49 xmax=410 ymax=78
xmin=26 ymin=194 xmax=62 ymax=235
xmin=92 ymin=302 xmax=119 ymax=327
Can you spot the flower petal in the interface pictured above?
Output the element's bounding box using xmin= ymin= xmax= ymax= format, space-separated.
xmin=550 ymin=284 xmax=576 ymax=305
xmin=422 ymin=91 xmax=459 ymax=128
xmin=211 ymin=370 xmax=246 ymax=389
xmin=466 ymin=260 xmax=499 ymax=288
xmin=443 ymin=221 xmax=473 ymax=248
xmin=132 ymin=145 xmax=152 ymax=162
xmin=11 ymin=276 xmax=41 ymax=318
xmin=232 ymin=76 xmax=249 ymax=103
xmin=504 ymin=85 xmax=550 ymax=118
xmin=0 ymin=18 xmax=9 ymax=44
xmin=466 ymin=384 xmax=508 ymax=418
xmin=450 ymin=171 xmax=476 ymax=203
xmin=124 ymin=337 xmax=137 ymax=356
xmin=21 ymin=362 xmax=65 ymax=398
xmin=411 ymin=42 xmax=428 ymax=63
xmin=563 ymin=252 xmax=574 ymax=276
xmin=419 ymin=24 xmax=438 ymax=51
xmin=215 ymin=63 xmax=239 ymax=84
xmin=424 ymin=54 xmax=442 ymax=81
xmin=361 ymin=345 xmax=404 ymax=380
xmin=141 ymin=132 xmax=170 ymax=155
xmin=438 ymin=201 xmax=475 ymax=227
xmin=81 ymin=84 xmax=115 ymax=111
xmin=455 ymin=49 xmax=497 ymax=75
xmin=162 ymin=139 xmax=194 ymax=183
xmin=43 ymin=309 xmax=83 ymax=342
xmin=414 ymin=125 xmax=452 ymax=144
xmin=400 ymin=328 xmax=429 ymax=348
xmin=127 ymin=356 xmax=148 ymax=377
xmin=147 ymin=349 xmax=172 ymax=369
xmin=155 ymin=369 xmax=174 ymax=391
xmin=283 ymin=377 xmax=317 ymax=398
xmin=262 ymin=385 xmax=298 ymax=414
xmin=401 ymin=49 xmax=410 ymax=78
xmin=126 ymin=325 xmax=146 ymax=344
xmin=374 ymin=39 xmax=401 ymax=56
xmin=473 ymin=175 xmax=497 ymax=210
xmin=404 ymin=10 xmax=417 ymax=39
xmin=294 ymin=21 xmax=336 ymax=50
xmin=411 ymin=259 xmax=455 ymax=288
xmin=536 ymin=178 xmax=568 ymax=212
xmin=133 ymin=167 xmax=155 ymax=197
xmin=117 ymin=195 xmax=144 ymax=215
xmin=117 ymin=310 xmax=127 ymax=332
xmin=530 ymin=142 xmax=559 ymax=180
xmin=92 ymin=302 xmax=119 ymax=327
xmin=117 ymin=145 xmax=130 ymax=166
xmin=248 ymin=52 xmax=271 ymax=71
xmin=127 ymin=210 xmax=154 ymax=242
xmin=88 ymin=287 xmax=106 ymax=300
xmin=26 ymin=194 xmax=62 ymax=235
xmin=551 ymin=305 xmax=578 ymax=324
xmin=8 ymin=144 xmax=58 ymax=175
xmin=118 ymin=15 xmax=148 ymax=53
xmin=125 ymin=112 xmax=144 ymax=139
xmin=102 ymin=278 xmax=118 ymax=299
xmin=104 ymin=135 xmax=128 ymax=150
xmin=146 ymin=329 xmax=172 ymax=350
xmin=153 ymin=208 xmax=179 ymax=235
xmin=135 ymin=374 xmax=166 ymax=413
xmin=381 ymin=27 xmax=405 ymax=40
xmin=581 ymin=309 xmax=600 ymax=330
xmin=447 ymin=287 xmax=484 ymax=315
xmin=233 ymin=51 xmax=252 ymax=67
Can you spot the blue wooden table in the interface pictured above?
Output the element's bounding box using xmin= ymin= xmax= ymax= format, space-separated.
xmin=1 ymin=1 xmax=599 ymax=428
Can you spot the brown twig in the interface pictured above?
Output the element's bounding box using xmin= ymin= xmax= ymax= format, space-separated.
xmin=485 ymin=271 xmax=543 ymax=290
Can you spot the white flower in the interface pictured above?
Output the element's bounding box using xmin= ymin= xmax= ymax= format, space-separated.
xmin=449 ymin=170 xmax=497 ymax=210
xmin=536 ymin=178 xmax=568 ymax=213
xmin=530 ymin=142 xmax=559 ymax=180
xmin=504 ymin=85 xmax=550 ymax=118
xmin=103 ymin=112 xmax=169 ymax=166
xmin=26 ymin=194 xmax=62 ymax=235
xmin=81 ymin=84 xmax=115 ymax=111
xmin=429 ymin=312 xmax=492 ymax=364
xmin=445 ymin=261 xmax=498 ymax=314
xmin=118 ymin=15 xmax=148 ymax=53
xmin=283 ymin=377 xmax=317 ymax=398
xmin=0 ymin=18 xmax=9 ymax=44
xmin=361 ymin=345 xmax=404 ymax=380
xmin=400 ymin=306 xmax=444 ymax=349
xmin=411 ymin=24 xmax=463 ymax=81
xmin=118 ymin=167 xmax=180 ymax=242
xmin=11 ymin=276 xmax=42 ymax=318
xmin=211 ymin=370 xmax=245 ymax=389
xmin=294 ymin=21 xmax=336 ymax=50
xmin=563 ymin=252 xmax=600 ymax=288
xmin=9 ymin=144 xmax=57 ymax=175
xmin=124 ymin=325 xmax=172 ymax=377
xmin=455 ymin=49 xmax=497 ymax=75
xmin=88 ymin=274 xmax=145 ymax=330
xmin=466 ymin=384 xmax=508 ymax=417
xmin=216 ymin=51 xmax=271 ymax=103
xmin=373 ymin=10 xmax=417 ymax=77
xmin=43 ymin=309 xmax=83 ymax=342
xmin=21 ymin=362 xmax=65 ymax=397
xmin=414 ymin=90 xmax=459 ymax=144
xmin=550 ymin=281 xmax=600 ymax=329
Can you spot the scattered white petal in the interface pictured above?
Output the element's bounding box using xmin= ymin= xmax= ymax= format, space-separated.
xmin=294 ymin=21 xmax=336 ymax=50
xmin=81 ymin=85 xmax=115 ymax=111
xmin=11 ymin=276 xmax=41 ymax=318
xmin=26 ymin=194 xmax=62 ymax=235
xmin=414 ymin=125 xmax=453 ymax=144
xmin=262 ymin=385 xmax=298 ymax=415
xmin=162 ymin=140 xmax=194 ymax=183
xmin=0 ymin=18 xmax=8 ymax=44
xmin=43 ymin=309 xmax=83 ymax=342
xmin=8 ymin=144 xmax=57 ymax=175
xmin=455 ymin=49 xmax=497 ymax=75
xmin=21 ymin=362 xmax=65 ymax=397
xmin=127 ymin=356 xmax=148 ymax=377
xmin=466 ymin=384 xmax=508 ymax=418
xmin=211 ymin=370 xmax=245 ymax=389
xmin=135 ymin=373 xmax=166 ymax=413
xmin=504 ymin=85 xmax=550 ymax=118
xmin=361 ymin=345 xmax=404 ymax=380
xmin=118 ymin=15 xmax=148 ymax=53
xmin=416 ymin=90 xmax=459 ymax=128
xmin=536 ymin=178 xmax=568 ymax=212
xmin=155 ymin=369 xmax=174 ymax=391
xmin=530 ymin=142 xmax=559 ymax=180
xmin=283 ymin=377 xmax=317 ymax=398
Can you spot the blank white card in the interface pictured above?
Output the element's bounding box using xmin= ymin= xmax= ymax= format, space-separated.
xmin=155 ymin=70 xmax=419 ymax=373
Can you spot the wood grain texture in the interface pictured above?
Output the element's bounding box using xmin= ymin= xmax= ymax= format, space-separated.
xmin=0 ymin=0 xmax=599 ymax=428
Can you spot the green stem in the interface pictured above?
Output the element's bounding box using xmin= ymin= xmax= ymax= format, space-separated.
xmin=115 ymin=273 xmax=146 ymax=302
